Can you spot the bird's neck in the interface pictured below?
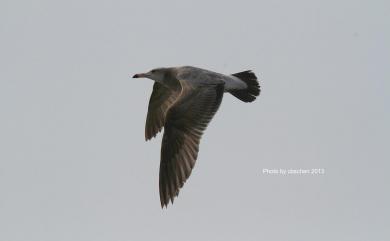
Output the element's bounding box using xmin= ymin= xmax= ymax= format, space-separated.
xmin=158 ymin=69 xmax=180 ymax=91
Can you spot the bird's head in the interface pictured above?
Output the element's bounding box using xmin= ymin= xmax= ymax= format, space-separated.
xmin=133 ymin=68 xmax=167 ymax=82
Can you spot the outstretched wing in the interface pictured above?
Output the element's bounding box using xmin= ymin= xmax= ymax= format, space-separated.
xmin=145 ymin=83 xmax=180 ymax=140
xmin=159 ymin=81 xmax=225 ymax=207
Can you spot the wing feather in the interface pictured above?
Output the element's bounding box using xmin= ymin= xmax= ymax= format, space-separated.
xmin=145 ymin=83 xmax=180 ymax=140
xmin=159 ymin=81 xmax=225 ymax=207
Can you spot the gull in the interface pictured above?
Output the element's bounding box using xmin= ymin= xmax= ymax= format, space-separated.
xmin=133 ymin=66 xmax=260 ymax=208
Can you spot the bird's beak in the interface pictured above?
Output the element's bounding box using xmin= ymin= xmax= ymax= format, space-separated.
xmin=133 ymin=73 xmax=147 ymax=78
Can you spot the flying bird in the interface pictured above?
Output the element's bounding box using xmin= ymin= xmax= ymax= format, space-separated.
xmin=133 ymin=66 xmax=260 ymax=208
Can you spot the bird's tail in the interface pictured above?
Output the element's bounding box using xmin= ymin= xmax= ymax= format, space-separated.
xmin=230 ymin=70 xmax=261 ymax=102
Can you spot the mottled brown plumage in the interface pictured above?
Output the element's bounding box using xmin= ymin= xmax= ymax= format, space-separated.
xmin=159 ymin=82 xmax=224 ymax=207
xmin=133 ymin=66 xmax=260 ymax=208
xmin=145 ymin=83 xmax=180 ymax=140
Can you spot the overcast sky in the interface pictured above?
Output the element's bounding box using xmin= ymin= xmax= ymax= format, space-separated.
xmin=1 ymin=0 xmax=389 ymax=240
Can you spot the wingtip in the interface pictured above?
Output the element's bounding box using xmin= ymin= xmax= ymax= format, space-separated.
xmin=159 ymin=193 xmax=178 ymax=209
xmin=160 ymin=200 xmax=169 ymax=209
xmin=145 ymin=127 xmax=163 ymax=141
xmin=145 ymin=133 xmax=156 ymax=141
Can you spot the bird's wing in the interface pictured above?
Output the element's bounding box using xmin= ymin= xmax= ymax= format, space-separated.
xmin=159 ymin=80 xmax=225 ymax=207
xmin=145 ymin=83 xmax=180 ymax=140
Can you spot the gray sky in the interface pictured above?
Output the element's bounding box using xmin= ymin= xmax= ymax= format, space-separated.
xmin=1 ymin=0 xmax=389 ymax=240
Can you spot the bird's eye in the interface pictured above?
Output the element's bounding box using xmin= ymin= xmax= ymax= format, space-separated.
xmin=151 ymin=70 xmax=156 ymax=73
